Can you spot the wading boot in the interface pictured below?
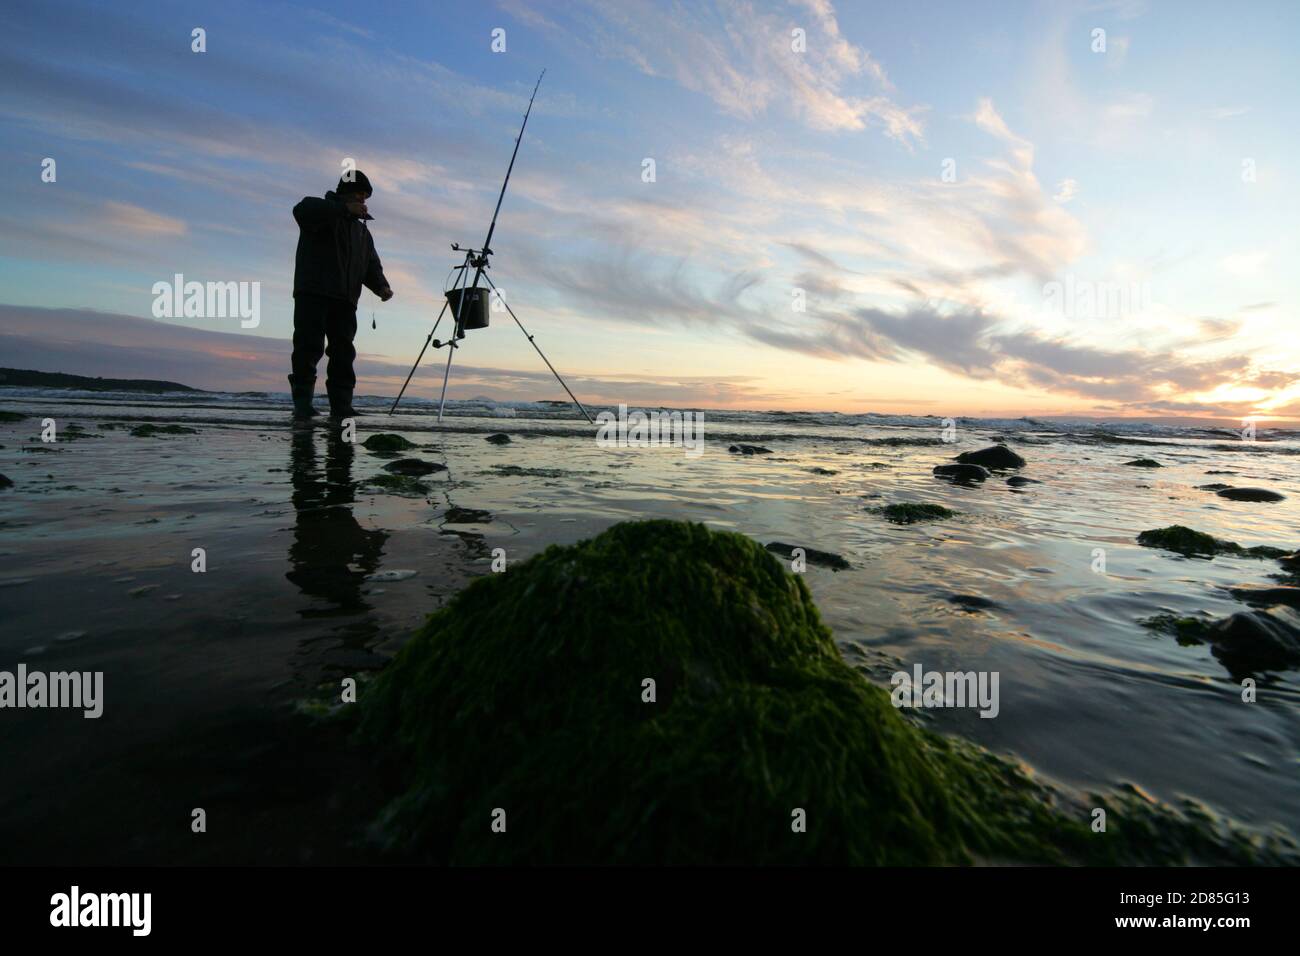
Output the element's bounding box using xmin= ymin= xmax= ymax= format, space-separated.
xmin=328 ymin=386 xmax=359 ymax=421
xmin=290 ymin=375 xmax=319 ymax=421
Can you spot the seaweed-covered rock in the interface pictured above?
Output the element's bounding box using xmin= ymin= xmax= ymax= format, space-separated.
xmin=729 ymin=443 xmax=772 ymax=455
xmin=1137 ymin=525 xmax=1286 ymax=560
xmin=1217 ymin=487 xmax=1285 ymax=503
xmin=1139 ymin=613 xmax=1213 ymax=646
xmin=1198 ymin=483 xmax=1233 ymax=491
xmin=363 ymin=433 xmax=418 ymax=452
xmin=485 ymin=433 xmax=512 ymax=445
xmin=955 ymin=445 xmax=1025 ymax=469
xmin=1122 ymin=459 xmax=1162 ymax=468
xmin=871 ymin=503 xmax=958 ymax=524
xmin=765 ymin=541 xmax=850 ymax=570
xmin=933 ymin=464 xmax=989 ymax=484
xmin=0 ymin=411 xmax=26 ymax=423
xmin=361 ymin=520 xmax=1292 ymax=865
xmin=383 ymin=458 xmax=446 ymax=477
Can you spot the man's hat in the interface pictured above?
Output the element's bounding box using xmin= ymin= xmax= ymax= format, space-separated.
xmin=336 ymin=169 xmax=373 ymax=198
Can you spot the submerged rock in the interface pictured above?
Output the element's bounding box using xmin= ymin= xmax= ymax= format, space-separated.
xmin=383 ymin=458 xmax=446 ymax=477
xmin=361 ymin=474 xmax=431 ymax=497
xmin=361 ymin=520 xmax=1290 ymax=865
xmin=1122 ymin=459 xmax=1162 ymax=468
xmin=765 ymin=541 xmax=850 ymax=570
xmin=808 ymin=467 xmax=838 ymax=476
xmin=1198 ymin=483 xmax=1233 ymax=491
xmin=443 ymin=507 xmax=492 ymax=524
xmin=485 ymin=433 xmax=512 ymax=445
xmin=1217 ymin=487 xmax=1285 ymax=503
xmin=0 ymin=411 xmax=26 ymax=423
xmin=872 ymin=502 xmax=958 ymax=524
xmin=363 ymin=433 xmax=418 ymax=452
xmin=954 ymin=445 xmax=1025 ymax=469
xmin=1006 ymin=476 xmax=1040 ymax=487
xmin=947 ymin=594 xmax=998 ymax=611
xmin=0 ymin=473 xmax=12 ymax=490
xmin=729 ymin=443 xmax=772 ymax=455
xmin=933 ymin=463 xmax=989 ymax=484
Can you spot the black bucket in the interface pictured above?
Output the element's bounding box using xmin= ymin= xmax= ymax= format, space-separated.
xmin=446 ymin=286 xmax=490 ymax=335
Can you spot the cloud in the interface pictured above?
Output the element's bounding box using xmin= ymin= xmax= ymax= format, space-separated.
xmin=509 ymin=0 xmax=926 ymax=141
xmin=100 ymin=201 xmax=187 ymax=237
xmin=1052 ymin=179 xmax=1079 ymax=203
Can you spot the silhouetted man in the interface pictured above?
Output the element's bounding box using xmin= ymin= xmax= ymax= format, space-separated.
xmin=289 ymin=170 xmax=393 ymax=420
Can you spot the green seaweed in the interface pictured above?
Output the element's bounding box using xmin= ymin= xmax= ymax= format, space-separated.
xmin=1139 ymin=613 xmax=1211 ymax=646
xmin=1137 ymin=525 xmax=1288 ymax=559
xmin=359 ymin=520 xmax=1291 ymax=865
xmin=362 ymin=433 xmax=418 ymax=452
xmin=871 ymin=503 xmax=958 ymax=524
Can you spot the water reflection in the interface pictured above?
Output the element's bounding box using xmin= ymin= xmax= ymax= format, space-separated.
xmin=285 ymin=427 xmax=386 ymax=614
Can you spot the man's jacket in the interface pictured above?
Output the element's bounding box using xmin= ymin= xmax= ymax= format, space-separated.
xmin=292 ymin=191 xmax=389 ymax=306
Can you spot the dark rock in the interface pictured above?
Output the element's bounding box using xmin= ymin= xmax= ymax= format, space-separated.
xmin=933 ymin=463 xmax=989 ymax=484
xmin=1122 ymin=459 xmax=1162 ymax=468
xmin=444 ymin=507 xmax=492 ymax=524
xmin=729 ymin=444 xmax=772 ymax=455
xmin=808 ymin=467 xmax=838 ymax=476
xmin=765 ymin=542 xmax=850 ymax=571
xmin=954 ymin=445 xmax=1025 ymax=469
xmin=485 ymin=433 xmax=512 ymax=445
xmin=1208 ymin=611 xmax=1300 ymax=674
xmin=384 ymin=458 xmax=446 ymax=477
xmin=1217 ymin=487 xmax=1285 ymax=503
xmin=947 ymin=594 xmax=998 ymax=611
xmin=1006 ymin=476 xmax=1040 ymax=487
xmin=0 ymin=473 xmax=12 ymax=489
xmin=1198 ymin=483 xmax=1233 ymax=491
xmin=1228 ymin=586 xmax=1300 ymax=610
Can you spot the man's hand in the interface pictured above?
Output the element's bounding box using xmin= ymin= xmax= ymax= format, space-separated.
xmin=378 ymin=286 xmax=394 ymax=302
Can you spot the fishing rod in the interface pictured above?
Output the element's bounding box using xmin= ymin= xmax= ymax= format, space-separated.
xmin=389 ymin=70 xmax=591 ymax=424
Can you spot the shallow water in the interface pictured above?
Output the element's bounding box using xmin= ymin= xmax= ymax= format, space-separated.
xmin=2 ymin=390 xmax=1298 ymax=860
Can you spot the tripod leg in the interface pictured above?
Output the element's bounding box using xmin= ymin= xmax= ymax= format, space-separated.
xmin=389 ymin=299 xmax=449 ymax=415
xmin=436 ymin=338 xmax=457 ymax=423
xmin=483 ymin=274 xmax=594 ymax=424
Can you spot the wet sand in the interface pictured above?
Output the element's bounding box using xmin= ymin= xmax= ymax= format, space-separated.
xmin=1 ymin=392 xmax=1298 ymax=862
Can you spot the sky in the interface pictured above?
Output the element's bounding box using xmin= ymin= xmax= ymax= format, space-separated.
xmin=1 ymin=0 xmax=1297 ymax=419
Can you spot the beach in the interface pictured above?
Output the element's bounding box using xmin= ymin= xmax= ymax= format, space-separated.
xmin=1 ymin=387 xmax=1298 ymax=863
